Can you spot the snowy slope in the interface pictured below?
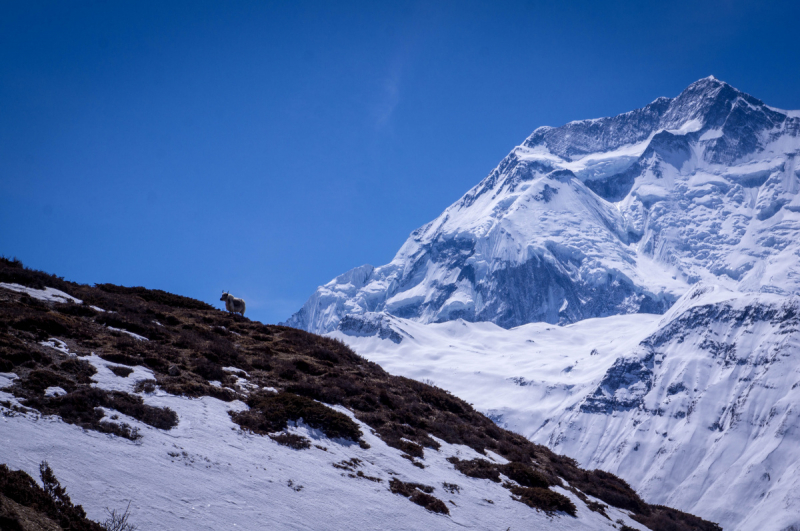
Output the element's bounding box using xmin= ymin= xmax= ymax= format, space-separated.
xmin=4 ymin=276 xmax=707 ymax=531
xmin=0 ymin=342 xmax=644 ymax=530
xmin=287 ymin=77 xmax=800 ymax=334
xmin=331 ymin=285 xmax=800 ymax=531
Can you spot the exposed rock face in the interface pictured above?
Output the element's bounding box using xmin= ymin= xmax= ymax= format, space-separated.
xmin=286 ymin=77 xmax=800 ymax=335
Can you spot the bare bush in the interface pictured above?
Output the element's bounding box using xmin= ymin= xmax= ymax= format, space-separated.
xmin=102 ymin=501 xmax=138 ymax=531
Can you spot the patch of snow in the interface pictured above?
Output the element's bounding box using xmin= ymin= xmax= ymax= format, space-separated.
xmin=699 ymin=128 xmax=723 ymax=141
xmin=667 ymin=118 xmax=703 ymax=135
xmin=86 ymin=354 xmax=156 ymax=394
xmin=44 ymin=386 xmax=67 ymax=398
xmin=0 ymin=372 xmax=18 ymax=389
xmin=107 ymin=326 xmax=148 ymax=341
xmin=0 ymin=282 xmax=82 ymax=304
xmin=40 ymin=338 xmax=76 ymax=357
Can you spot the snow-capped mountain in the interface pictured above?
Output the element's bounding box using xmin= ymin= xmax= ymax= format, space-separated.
xmin=332 ymin=285 xmax=800 ymax=530
xmin=281 ymin=76 xmax=800 ymax=529
xmin=286 ymin=76 xmax=800 ymax=334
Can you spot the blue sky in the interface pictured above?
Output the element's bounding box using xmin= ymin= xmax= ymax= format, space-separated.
xmin=2 ymin=0 xmax=799 ymax=324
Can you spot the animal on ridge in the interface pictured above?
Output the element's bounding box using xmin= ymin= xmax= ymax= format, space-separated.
xmin=220 ymin=291 xmax=246 ymax=317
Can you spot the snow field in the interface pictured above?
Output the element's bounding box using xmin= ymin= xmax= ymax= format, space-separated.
xmin=332 ymin=288 xmax=800 ymax=530
xmin=0 ymin=354 xmax=644 ymax=530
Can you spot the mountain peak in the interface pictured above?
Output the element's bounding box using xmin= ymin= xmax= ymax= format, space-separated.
xmin=289 ymin=77 xmax=800 ymax=335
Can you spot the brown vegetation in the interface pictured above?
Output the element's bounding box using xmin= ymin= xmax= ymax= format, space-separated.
xmin=230 ymin=391 xmax=362 ymax=441
xmin=0 ymin=462 xmax=103 ymax=531
xmin=389 ymin=478 xmax=449 ymax=515
xmin=506 ymin=484 xmax=577 ymax=516
xmin=269 ymin=432 xmax=312 ymax=450
xmin=0 ymin=258 xmax=722 ymax=530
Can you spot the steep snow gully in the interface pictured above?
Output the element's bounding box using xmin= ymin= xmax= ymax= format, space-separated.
xmin=291 ymin=77 xmax=800 ymax=530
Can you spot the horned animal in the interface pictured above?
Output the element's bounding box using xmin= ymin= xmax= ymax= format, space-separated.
xmin=220 ymin=291 xmax=246 ymax=317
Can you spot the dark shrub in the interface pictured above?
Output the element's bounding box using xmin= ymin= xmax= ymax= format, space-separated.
xmin=142 ymin=356 xmax=169 ymax=373
xmin=251 ymin=359 xmax=272 ymax=371
xmin=389 ymin=478 xmax=448 ymax=515
xmin=59 ymin=358 xmax=97 ymax=381
xmin=95 ymin=284 xmax=214 ymax=311
xmin=294 ymin=359 xmax=323 ymax=375
xmin=0 ymin=462 xmax=103 ymax=531
xmin=279 ymin=368 xmax=298 ymax=381
xmin=632 ymin=505 xmax=722 ymax=531
xmin=0 ymin=335 xmax=45 ymax=367
xmin=269 ymin=432 xmax=312 ymax=450
xmin=501 ymin=462 xmax=551 ymax=488
xmin=389 ymin=478 xmax=434 ymax=496
xmin=95 ymin=314 xmax=162 ymax=341
xmin=308 ymin=348 xmax=339 ymax=364
xmin=332 ymin=458 xmax=362 ymax=471
xmin=12 ymin=315 xmax=71 ymax=339
xmin=109 ymin=365 xmax=134 ymax=378
xmin=230 ymin=391 xmax=362 ymax=442
xmin=0 ymin=257 xmax=75 ymax=294
xmin=158 ymin=379 xmax=236 ymax=402
xmin=442 ymin=482 xmax=460 ymax=494
xmin=23 ymin=370 xmax=74 ymax=393
xmin=58 ymin=303 xmax=98 ymax=318
xmin=192 ymin=358 xmax=225 ymax=381
xmin=557 ymin=468 xmax=648 ymax=514
xmin=507 ymin=485 xmax=577 ymax=516
xmin=447 ymin=457 xmax=500 ymax=482
xmin=22 ymin=387 xmax=177 ymax=436
xmin=134 ymin=380 xmax=157 ymax=393
xmin=212 ymin=326 xmax=231 ymax=337
xmin=410 ymin=491 xmax=449 ymax=515
xmin=286 ymin=382 xmax=346 ymax=405
xmin=396 ymin=440 xmax=424 ymax=458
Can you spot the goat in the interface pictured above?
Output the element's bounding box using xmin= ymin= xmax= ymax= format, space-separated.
xmin=220 ymin=291 xmax=246 ymax=317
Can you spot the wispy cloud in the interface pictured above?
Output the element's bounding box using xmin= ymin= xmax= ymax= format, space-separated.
xmin=372 ymin=55 xmax=405 ymax=130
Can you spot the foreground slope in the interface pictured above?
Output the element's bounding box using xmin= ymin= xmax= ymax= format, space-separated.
xmin=333 ymin=286 xmax=800 ymax=530
xmin=0 ymin=259 xmax=717 ymax=530
xmin=287 ymin=76 xmax=800 ymax=334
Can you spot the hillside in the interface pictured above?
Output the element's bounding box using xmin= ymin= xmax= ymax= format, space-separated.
xmin=0 ymin=258 xmax=719 ymax=530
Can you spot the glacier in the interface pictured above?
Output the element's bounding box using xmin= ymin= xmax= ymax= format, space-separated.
xmin=286 ymin=76 xmax=800 ymax=334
